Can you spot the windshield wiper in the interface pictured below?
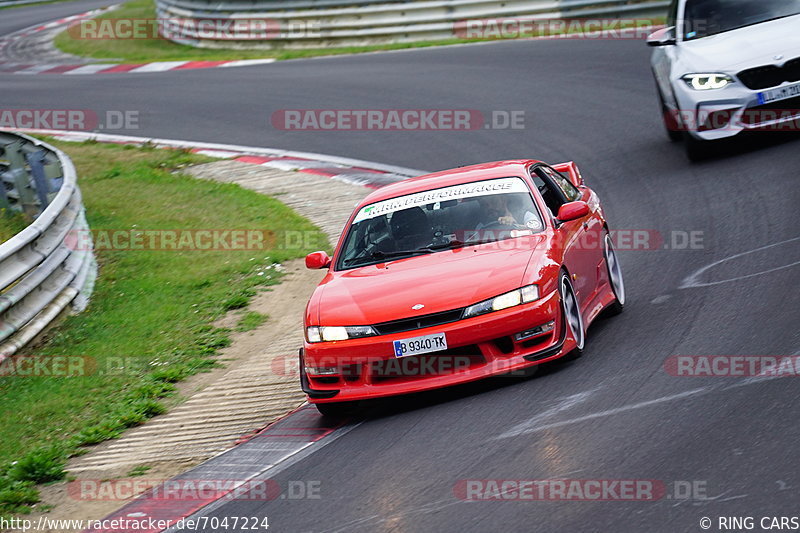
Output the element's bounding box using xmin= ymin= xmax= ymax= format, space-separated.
xmin=426 ymin=240 xmax=466 ymax=250
xmin=370 ymin=248 xmax=436 ymax=259
xmin=343 ymin=248 xmax=435 ymax=265
xmin=427 ymin=237 xmax=500 ymax=250
xmin=344 ymin=238 xmax=504 ymax=266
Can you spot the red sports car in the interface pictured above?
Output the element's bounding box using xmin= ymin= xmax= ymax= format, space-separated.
xmin=300 ymin=160 xmax=625 ymax=416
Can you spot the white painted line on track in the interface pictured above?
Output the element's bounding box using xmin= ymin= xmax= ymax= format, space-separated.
xmin=192 ymin=149 xmax=247 ymax=158
xmin=62 ymin=63 xmax=116 ymax=75
xmin=128 ymin=61 xmax=190 ymax=73
xmin=496 ymin=361 xmax=797 ymax=441
xmin=218 ymin=59 xmax=276 ymax=68
xmin=680 ymin=236 xmax=800 ymax=288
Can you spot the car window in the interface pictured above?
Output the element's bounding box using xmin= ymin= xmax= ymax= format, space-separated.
xmin=336 ymin=177 xmax=544 ymax=270
xmin=683 ymin=0 xmax=800 ymax=40
xmin=530 ymin=167 xmax=569 ymax=217
xmin=542 ymin=166 xmax=581 ymax=202
xmin=667 ymin=0 xmax=679 ymax=27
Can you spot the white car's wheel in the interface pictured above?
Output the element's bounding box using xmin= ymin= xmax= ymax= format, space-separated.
xmin=656 ymin=84 xmax=683 ymax=142
xmin=684 ymin=132 xmax=710 ymax=162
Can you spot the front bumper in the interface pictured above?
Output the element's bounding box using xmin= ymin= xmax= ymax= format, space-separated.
xmin=671 ymin=78 xmax=800 ymax=141
xmin=301 ymin=289 xmax=576 ymax=403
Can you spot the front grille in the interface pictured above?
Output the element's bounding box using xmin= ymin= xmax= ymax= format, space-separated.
xmin=742 ymin=95 xmax=800 ymax=125
xmin=738 ymin=57 xmax=800 ymax=90
xmin=372 ymin=308 xmax=465 ymax=335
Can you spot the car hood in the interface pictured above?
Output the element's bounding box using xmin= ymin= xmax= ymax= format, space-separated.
xmin=677 ymin=15 xmax=800 ymax=73
xmin=314 ymin=237 xmax=546 ymax=326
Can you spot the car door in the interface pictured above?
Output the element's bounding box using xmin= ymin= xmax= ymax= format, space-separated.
xmin=530 ymin=166 xmax=597 ymax=306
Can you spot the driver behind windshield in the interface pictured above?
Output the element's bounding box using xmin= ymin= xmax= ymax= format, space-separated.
xmin=476 ymin=193 xmax=538 ymax=230
xmin=389 ymin=207 xmax=430 ymax=250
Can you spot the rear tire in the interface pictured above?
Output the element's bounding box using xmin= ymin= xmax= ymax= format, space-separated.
xmin=560 ymin=272 xmax=585 ymax=360
xmin=603 ymin=234 xmax=625 ymax=316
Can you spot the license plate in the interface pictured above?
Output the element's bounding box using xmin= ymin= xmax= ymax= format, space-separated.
xmin=393 ymin=333 xmax=447 ymax=358
xmin=758 ymin=81 xmax=800 ymax=104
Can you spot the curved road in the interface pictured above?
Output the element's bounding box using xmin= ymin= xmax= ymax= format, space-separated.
xmin=0 ymin=0 xmax=113 ymax=37
xmin=4 ymin=2 xmax=800 ymax=531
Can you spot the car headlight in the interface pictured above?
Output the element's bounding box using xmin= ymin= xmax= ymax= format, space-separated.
xmin=462 ymin=285 xmax=539 ymax=319
xmin=682 ymin=74 xmax=732 ymax=90
xmin=306 ymin=325 xmax=377 ymax=343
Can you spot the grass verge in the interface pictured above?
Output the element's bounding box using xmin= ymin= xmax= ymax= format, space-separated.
xmin=0 ymin=210 xmax=29 ymax=244
xmin=0 ymin=140 xmax=329 ymax=517
xmin=54 ymin=0 xmax=664 ymax=63
xmin=235 ymin=311 xmax=269 ymax=332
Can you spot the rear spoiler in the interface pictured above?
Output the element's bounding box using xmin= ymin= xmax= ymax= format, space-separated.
xmin=551 ymin=161 xmax=584 ymax=187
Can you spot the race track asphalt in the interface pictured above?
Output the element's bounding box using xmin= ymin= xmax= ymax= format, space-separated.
xmin=3 ymin=6 xmax=800 ymax=531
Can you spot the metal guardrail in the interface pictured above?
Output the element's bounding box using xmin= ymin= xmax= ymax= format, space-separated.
xmin=0 ymin=131 xmax=96 ymax=362
xmin=155 ymin=0 xmax=669 ymax=48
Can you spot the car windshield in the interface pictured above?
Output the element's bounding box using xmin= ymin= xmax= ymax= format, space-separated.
xmin=683 ymin=0 xmax=800 ymax=40
xmin=336 ymin=177 xmax=544 ymax=270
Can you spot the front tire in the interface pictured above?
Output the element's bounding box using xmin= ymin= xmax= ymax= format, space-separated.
xmin=560 ymin=272 xmax=585 ymax=359
xmin=314 ymin=402 xmax=356 ymax=418
xmin=657 ymin=85 xmax=683 ymax=142
xmin=684 ymin=132 xmax=707 ymax=162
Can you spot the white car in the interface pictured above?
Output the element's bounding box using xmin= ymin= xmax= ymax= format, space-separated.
xmin=648 ymin=0 xmax=800 ymax=160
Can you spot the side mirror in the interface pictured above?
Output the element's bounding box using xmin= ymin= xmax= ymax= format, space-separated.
xmin=647 ymin=26 xmax=676 ymax=47
xmin=305 ymin=251 xmax=332 ymax=269
xmin=557 ymin=201 xmax=590 ymax=223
